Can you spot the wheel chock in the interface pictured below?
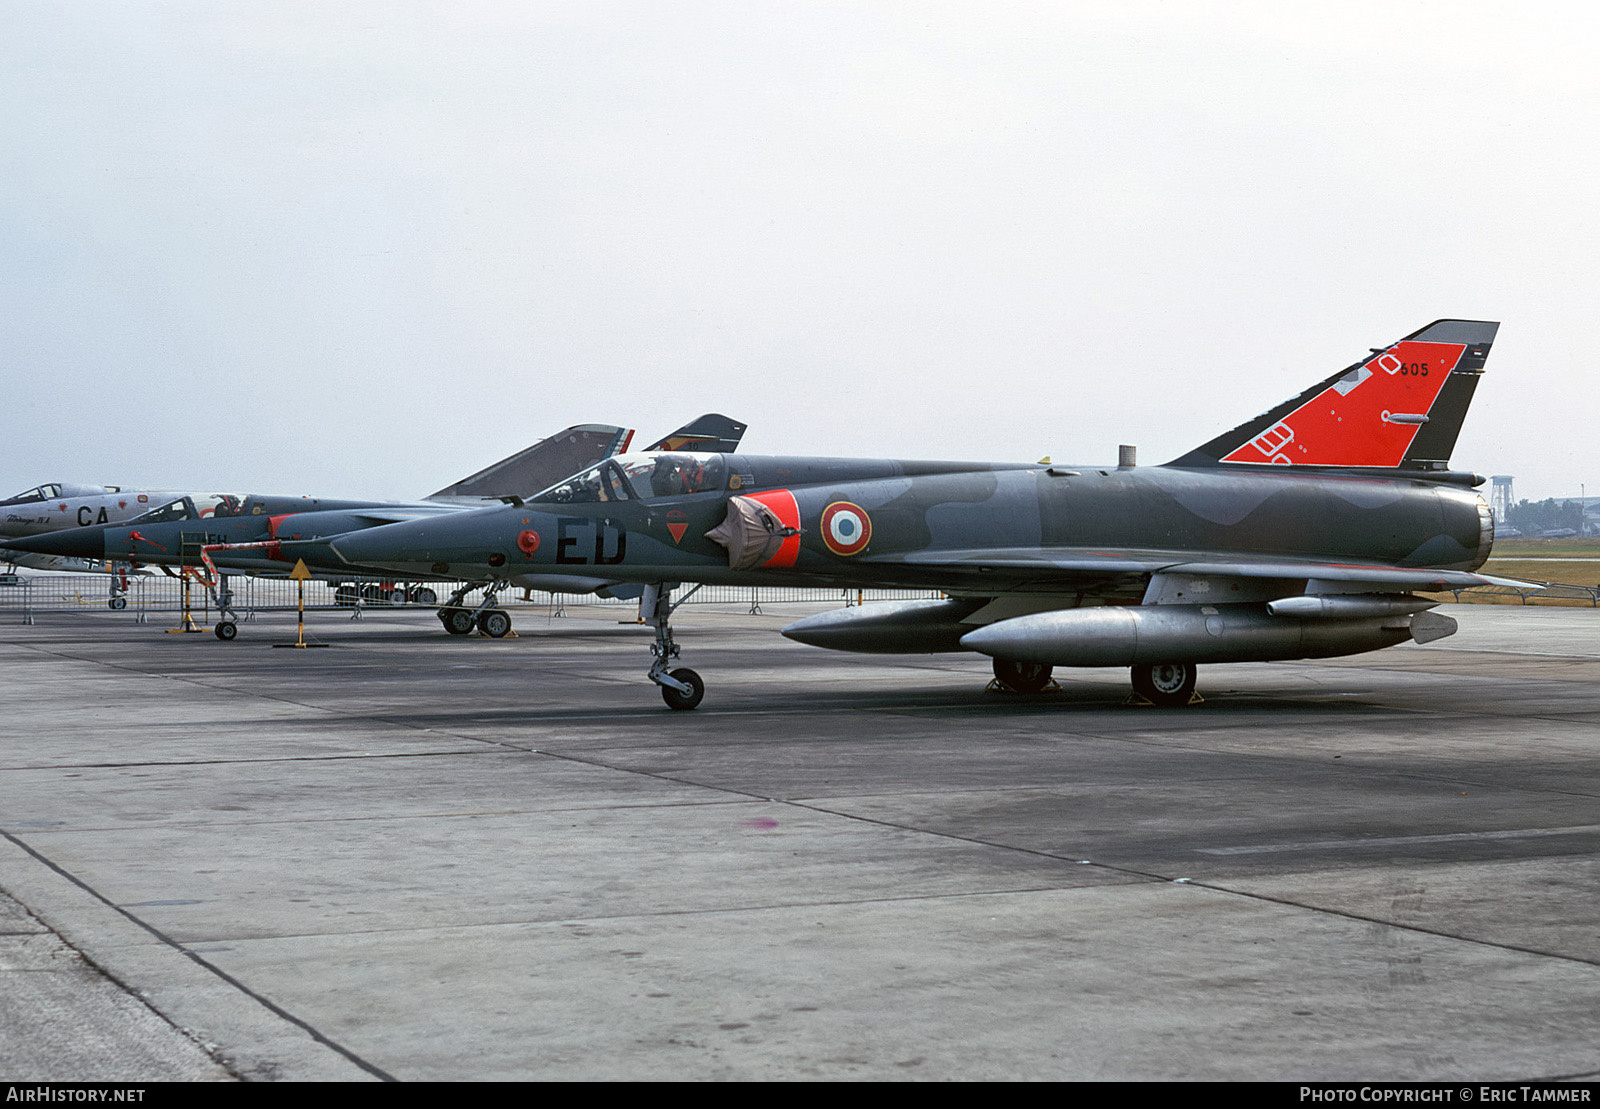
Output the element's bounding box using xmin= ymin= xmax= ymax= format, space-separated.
xmin=984 ymin=678 xmax=1062 ymax=694
xmin=1122 ymin=691 xmax=1206 ymax=707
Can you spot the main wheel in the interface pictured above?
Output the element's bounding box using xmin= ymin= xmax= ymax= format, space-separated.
xmin=478 ymin=609 xmax=512 ymax=638
xmin=440 ymin=608 xmax=475 ymax=635
xmin=992 ymin=657 xmax=1054 ymax=694
xmin=108 ymin=595 xmax=127 ymax=611
xmin=1131 ymin=662 xmax=1197 ymax=707
xmin=214 ymin=621 xmax=238 ymax=641
xmin=659 ymin=668 xmax=705 ymax=711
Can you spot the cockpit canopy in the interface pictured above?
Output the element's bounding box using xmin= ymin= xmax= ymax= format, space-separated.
xmin=3 ymin=483 xmax=120 ymax=504
xmin=4 ymin=485 xmax=59 ymax=504
xmin=533 ymin=452 xmax=728 ymax=504
xmin=129 ymin=494 xmax=247 ymax=524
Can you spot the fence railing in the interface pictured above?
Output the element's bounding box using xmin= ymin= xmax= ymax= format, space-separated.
xmin=4 ymin=570 xmax=1597 ymax=626
xmin=0 ymin=573 xmax=942 ymax=625
xmin=1436 ymin=581 xmax=1600 ymax=606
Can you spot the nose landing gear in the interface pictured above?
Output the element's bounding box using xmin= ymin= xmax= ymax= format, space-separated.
xmin=643 ymin=583 xmax=704 ymax=710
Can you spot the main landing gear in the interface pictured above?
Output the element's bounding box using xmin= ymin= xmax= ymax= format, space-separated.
xmin=1130 ymin=661 xmax=1199 ymax=707
xmin=642 ymin=583 xmax=704 ymax=710
xmin=991 ymin=658 xmax=1055 ymax=694
xmin=437 ymin=582 xmax=514 ymax=638
xmin=989 ymin=657 xmax=1202 ymax=706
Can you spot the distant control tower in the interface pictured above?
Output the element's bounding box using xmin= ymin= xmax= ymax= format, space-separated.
xmin=1490 ymin=475 xmax=1515 ymax=521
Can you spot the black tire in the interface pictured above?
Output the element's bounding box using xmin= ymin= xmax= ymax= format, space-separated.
xmin=440 ymin=608 xmax=475 ymax=635
xmin=478 ymin=609 xmax=512 ymax=638
xmin=660 ymin=668 xmax=705 ymax=711
xmin=108 ymin=596 xmax=127 ymax=611
xmin=992 ymin=657 xmax=1053 ymax=694
xmin=1131 ymin=662 xmax=1197 ymax=707
xmin=334 ymin=585 xmax=357 ymax=607
xmin=411 ymin=587 xmax=438 ymax=606
xmin=215 ymin=621 xmax=238 ymax=641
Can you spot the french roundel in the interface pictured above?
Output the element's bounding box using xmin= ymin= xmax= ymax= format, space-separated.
xmin=821 ymin=501 xmax=872 ymax=556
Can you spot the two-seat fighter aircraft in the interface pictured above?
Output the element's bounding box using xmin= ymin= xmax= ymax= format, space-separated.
xmin=326 ymin=319 xmax=1503 ymax=710
xmin=2 ymin=415 xmax=747 ymax=637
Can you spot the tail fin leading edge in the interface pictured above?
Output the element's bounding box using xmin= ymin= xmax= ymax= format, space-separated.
xmin=429 ymin=424 xmax=634 ymax=502
xmin=644 ymin=413 xmax=749 ymax=454
xmin=1169 ymin=319 xmax=1498 ymax=471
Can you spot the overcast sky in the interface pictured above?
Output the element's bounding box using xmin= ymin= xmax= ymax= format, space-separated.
xmin=2 ymin=1 xmax=1595 ymax=503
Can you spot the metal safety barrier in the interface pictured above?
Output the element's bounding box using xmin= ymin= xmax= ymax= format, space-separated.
xmin=1439 ymin=581 xmax=1600 ymax=606
xmin=9 ymin=570 xmax=1595 ymax=626
xmin=0 ymin=573 xmax=944 ymax=625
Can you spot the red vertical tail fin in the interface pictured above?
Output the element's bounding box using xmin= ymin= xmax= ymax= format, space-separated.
xmin=1169 ymin=320 xmax=1498 ymax=472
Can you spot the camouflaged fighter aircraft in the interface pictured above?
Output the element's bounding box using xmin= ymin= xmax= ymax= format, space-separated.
xmin=2 ymin=416 xmax=747 ymax=637
xmin=326 ymin=320 xmax=1503 ymax=710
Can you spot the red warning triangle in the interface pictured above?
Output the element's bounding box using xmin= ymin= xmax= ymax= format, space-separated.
xmin=666 ymin=510 xmax=689 ymax=543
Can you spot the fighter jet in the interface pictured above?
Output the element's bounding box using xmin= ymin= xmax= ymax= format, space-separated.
xmin=2 ymin=415 xmax=747 ymax=638
xmin=324 ymin=320 xmax=1502 ymax=710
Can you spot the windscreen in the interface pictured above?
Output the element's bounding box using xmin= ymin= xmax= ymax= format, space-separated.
xmin=129 ymin=494 xmax=245 ymax=524
xmin=4 ymin=485 xmax=56 ymax=503
xmin=533 ymin=453 xmax=727 ymax=504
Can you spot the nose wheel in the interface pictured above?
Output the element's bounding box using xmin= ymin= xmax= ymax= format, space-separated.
xmin=658 ymin=667 xmax=704 ymax=711
xmin=194 ymin=571 xmax=242 ymax=642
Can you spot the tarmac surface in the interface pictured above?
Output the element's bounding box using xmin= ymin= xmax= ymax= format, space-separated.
xmin=1 ymin=600 xmax=1598 ymax=1081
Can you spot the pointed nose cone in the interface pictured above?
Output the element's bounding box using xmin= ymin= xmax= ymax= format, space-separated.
xmin=1 ymin=527 xmax=106 ymax=559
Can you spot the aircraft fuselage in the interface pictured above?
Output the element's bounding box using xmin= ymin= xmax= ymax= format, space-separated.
xmin=326 ymin=455 xmax=1494 ymax=591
